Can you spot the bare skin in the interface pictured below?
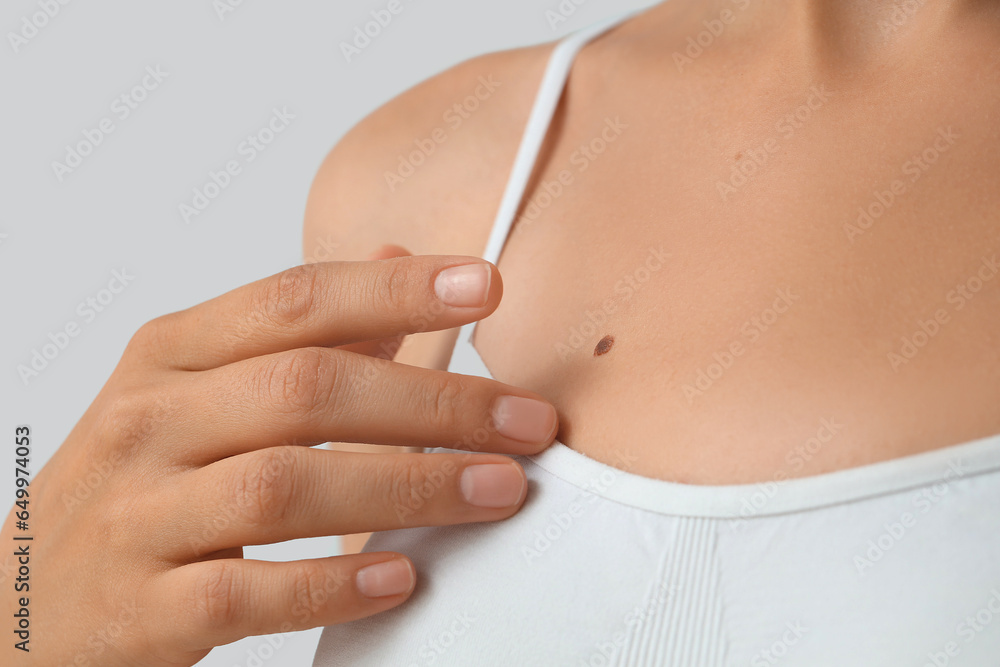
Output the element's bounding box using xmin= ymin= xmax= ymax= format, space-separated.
xmin=5 ymin=1 xmax=999 ymax=663
xmin=309 ymin=0 xmax=1000 ymax=502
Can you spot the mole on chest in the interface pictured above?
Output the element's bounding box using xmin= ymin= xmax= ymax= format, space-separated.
xmin=594 ymin=335 xmax=614 ymax=356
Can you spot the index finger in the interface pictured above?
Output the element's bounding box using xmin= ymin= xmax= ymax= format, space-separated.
xmin=140 ymin=255 xmax=501 ymax=371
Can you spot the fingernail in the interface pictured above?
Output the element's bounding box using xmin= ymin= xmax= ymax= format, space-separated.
xmin=356 ymin=559 xmax=415 ymax=598
xmin=491 ymin=396 xmax=557 ymax=444
xmin=460 ymin=463 xmax=526 ymax=508
xmin=434 ymin=264 xmax=491 ymax=308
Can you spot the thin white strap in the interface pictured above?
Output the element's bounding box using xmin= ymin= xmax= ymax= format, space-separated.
xmin=480 ymin=9 xmax=642 ymax=267
xmin=458 ymin=9 xmax=642 ymax=353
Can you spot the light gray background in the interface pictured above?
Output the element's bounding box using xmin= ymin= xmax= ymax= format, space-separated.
xmin=1 ymin=0 xmax=653 ymax=664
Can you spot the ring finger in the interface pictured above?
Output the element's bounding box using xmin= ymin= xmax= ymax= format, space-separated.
xmin=168 ymin=446 xmax=528 ymax=557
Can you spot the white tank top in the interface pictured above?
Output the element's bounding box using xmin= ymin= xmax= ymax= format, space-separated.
xmin=313 ymin=10 xmax=1000 ymax=666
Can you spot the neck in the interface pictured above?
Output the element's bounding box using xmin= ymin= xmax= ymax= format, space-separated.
xmin=643 ymin=0 xmax=995 ymax=70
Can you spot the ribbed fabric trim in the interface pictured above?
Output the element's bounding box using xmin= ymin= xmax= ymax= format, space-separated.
xmin=616 ymin=518 xmax=725 ymax=666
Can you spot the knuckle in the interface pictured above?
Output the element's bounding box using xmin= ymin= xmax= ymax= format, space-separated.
xmin=231 ymin=447 xmax=299 ymax=529
xmin=421 ymin=375 xmax=466 ymax=430
xmin=365 ymin=259 xmax=413 ymax=313
xmin=97 ymin=387 xmax=173 ymax=453
xmin=289 ymin=563 xmax=331 ymax=620
xmin=192 ymin=562 xmax=242 ymax=629
xmin=125 ymin=314 xmax=179 ymax=362
xmin=382 ymin=458 xmax=434 ymax=514
xmin=258 ymin=264 xmax=320 ymax=328
xmin=259 ymin=349 xmax=339 ymax=419
xmin=128 ymin=320 xmax=158 ymax=351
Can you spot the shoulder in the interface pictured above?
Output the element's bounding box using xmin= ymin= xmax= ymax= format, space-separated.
xmin=303 ymin=43 xmax=558 ymax=263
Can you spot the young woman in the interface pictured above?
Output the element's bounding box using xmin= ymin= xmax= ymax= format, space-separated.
xmin=6 ymin=1 xmax=999 ymax=665
xmin=311 ymin=1 xmax=1000 ymax=664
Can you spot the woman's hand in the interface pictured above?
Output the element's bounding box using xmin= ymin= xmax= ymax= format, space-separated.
xmin=0 ymin=251 xmax=558 ymax=666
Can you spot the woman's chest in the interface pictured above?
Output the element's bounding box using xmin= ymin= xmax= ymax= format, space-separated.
xmin=468 ymin=92 xmax=1000 ymax=484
